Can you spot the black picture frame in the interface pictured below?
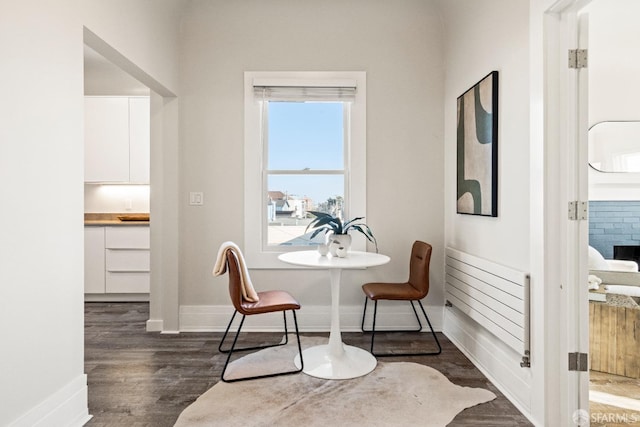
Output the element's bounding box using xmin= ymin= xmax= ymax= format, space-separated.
xmin=456 ymin=71 xmax=498 ymax=217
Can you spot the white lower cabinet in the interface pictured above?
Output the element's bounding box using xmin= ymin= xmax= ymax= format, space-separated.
xmin=106 ymin=271 xmax=150 ymax=293
xmin=85 ymin=225 xmax=150 ymax=296
xmin=106 ymin=249 xmax=150 ymax=271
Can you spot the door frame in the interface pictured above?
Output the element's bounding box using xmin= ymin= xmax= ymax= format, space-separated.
xmin=542 ymin=0 xmax=592 ymax=424
xmin=84 ymin=27 xmax=180 ymax=333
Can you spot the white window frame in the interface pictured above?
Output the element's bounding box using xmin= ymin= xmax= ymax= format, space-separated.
xmin=244 ymin=71 xmax=367 ymax=269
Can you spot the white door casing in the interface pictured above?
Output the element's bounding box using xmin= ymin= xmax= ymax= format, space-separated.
xmin=543 ymin=0 xmax=592 ymax=425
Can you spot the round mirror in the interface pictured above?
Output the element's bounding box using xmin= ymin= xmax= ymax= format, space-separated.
xmin=589 ymin=121 xmax=640 ymax=173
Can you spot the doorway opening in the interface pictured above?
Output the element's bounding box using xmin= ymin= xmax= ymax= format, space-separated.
xmin=82 ymin=26 xmax=180 ymax=335
xmin=582 ymin=0 xmax=640 ymax=424
xmin=83 ymin=43 xmax=152 ymax=304
xmin=82 ymin=34 xmax=155 ymax=418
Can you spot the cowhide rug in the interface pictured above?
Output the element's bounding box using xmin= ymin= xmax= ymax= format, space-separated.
xmin=174 ymin=336 xmax=496 ymax=427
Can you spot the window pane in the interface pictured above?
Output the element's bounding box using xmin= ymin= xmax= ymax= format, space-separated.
xmin=268 ymin=102 xmax=344 ymax=170
xmin=267 ymin=174 xmax=344 ymax=246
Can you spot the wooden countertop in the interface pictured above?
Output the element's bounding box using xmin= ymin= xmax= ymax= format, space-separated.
xmin=84 ymin=213 xmax=150 ymax=226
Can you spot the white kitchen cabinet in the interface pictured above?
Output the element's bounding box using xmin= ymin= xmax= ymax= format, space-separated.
xmin=105 ymin=226 xmax=150 ymax=249
xmin=84 ymin=97 xmax=129 ymax=182
xmin=106 ymin=249 xmax=150 ymax=271
xmin=84 ymin=96 xmax=150 ymax=183
xmin=105 ymin=226 xmax=150 ymax=294
xmin=84 ymin=227 xmax=105 ymax=294
xmin=105 ymin=271 xmax=150 ymax=293
xmin=128 ymin=97 xmax=151 ymax=183
xmin=85 ymin=225 xmax=150 ymax=296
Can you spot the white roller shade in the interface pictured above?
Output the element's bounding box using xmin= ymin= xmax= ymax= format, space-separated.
xmin=253 ymin=78 xmax=357 ymax=101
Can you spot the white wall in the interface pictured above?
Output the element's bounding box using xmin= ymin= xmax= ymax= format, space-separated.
xmin=82 ymin=0 xmax=183 ymax=95
xmin=177 ymin=0 xmax=445 ymax=330
xmin=0 ymin=0 xmax=184 ymax=424
xmin=585 ymin=0 xmax=640 ymax=201
xmin=84 ymin=46 xmax=152 ymax=96
xmin=0 ymin=1 xmax=87 ymax=425
xmin=437 ymin=0 xmax=533 ymax=420
xmin=584 ymin=0 xmax=640 ymax=126
xmin=440 ymin=0 xmax=531 ymax=272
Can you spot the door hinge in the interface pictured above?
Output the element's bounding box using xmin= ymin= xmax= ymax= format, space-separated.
xmin=568 ymin=49 xmax=588 ymax=69
xmin=568 ymin=201 xmax=588 ymax=220
xmin=568 ymin=352 xmax=589 ymax=372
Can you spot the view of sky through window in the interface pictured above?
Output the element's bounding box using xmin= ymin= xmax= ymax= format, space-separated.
xmin=268 ymin=102 xmax=344 ymax=205
xmin=266 ymin=101 xmax=346 ymax=246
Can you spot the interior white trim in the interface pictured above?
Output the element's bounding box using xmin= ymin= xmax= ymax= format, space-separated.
xmin=243 ymin=71 xmax=367 ymax=269
xmin=149 ymin=94 xmax=181 ymax=332
xmin=83 ymin=27 xmax=175 ymax=97
xmin=146 ymin=319 xmax=164 ymax=332
xmin=252 ymin=78 xmax=357 ymax=88
xmin=8 ymin=375 xmax=90 ymax=427
xmin=444 ymin=308 xmax=536 ymax=425
xmin=179 ymin=303 xmax=443 ymax=333
xmin=542 ymin=0 xmax=593 ymax=423
xmin=85 ymin=293 xmax=149 ymax=302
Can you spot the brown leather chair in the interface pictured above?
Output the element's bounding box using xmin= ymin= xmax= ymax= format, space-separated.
xmin=361 ymin=240 xmax=442 ymax=357
xmin=218 ymin=251 xmax=303 ymax=382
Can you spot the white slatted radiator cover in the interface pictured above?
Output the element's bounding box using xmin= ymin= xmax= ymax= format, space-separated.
xmin=445 ymin=247 xmax=531 ymax=367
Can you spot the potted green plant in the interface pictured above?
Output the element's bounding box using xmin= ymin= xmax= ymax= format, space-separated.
xmin=305 ymin=211 xmax=378 ymax=255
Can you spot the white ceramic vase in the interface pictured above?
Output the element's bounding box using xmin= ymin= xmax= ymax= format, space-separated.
xmin=317 ymin=243 xmax=329 ymax=256
xmin=327 ymin=233 xmax=352 ymax=256
xmin=335 ymin=246 xmax=348 ymax=258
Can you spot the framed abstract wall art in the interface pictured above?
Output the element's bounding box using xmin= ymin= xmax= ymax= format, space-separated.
xmin=456 ymin=71 xmax=498 ymax=217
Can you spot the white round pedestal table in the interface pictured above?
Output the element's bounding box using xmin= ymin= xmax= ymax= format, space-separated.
xmin=278 ymin=250 xmax=390 ymax=380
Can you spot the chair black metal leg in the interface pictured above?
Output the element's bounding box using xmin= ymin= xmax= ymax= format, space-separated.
xmin=408 ymin=301 xmax=423 ymax=330
xmin=292 ymin=310 xmax=304 ymax=371
xmin=218 ymin=309 xmax=239 ymax=353
xmin=219 ymin=310 xmax=289 ymax=354
xmin=371 ymin=299 xmax=378 ymax=354
xmin=220 ymin=309 xmax=304 ymax=383
xmin=415 ymin=300 xmax=442 ymax=355
xmin=362 ymin=298 xmax=442 ymax=357
xmin=361 ymin=297 xmax=368 ymax=331
xmin=362 ymin=298 xmax=422 ymax=333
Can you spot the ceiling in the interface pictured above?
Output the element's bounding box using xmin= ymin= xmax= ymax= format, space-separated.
xmin=84 ymin=45 xmax=150 ymax=96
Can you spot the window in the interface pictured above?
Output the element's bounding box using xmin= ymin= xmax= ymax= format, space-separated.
xmin=266 ymin=101 xmax=346 ymax=246
xmin=244 ymin=72 xmax=366 ymax=268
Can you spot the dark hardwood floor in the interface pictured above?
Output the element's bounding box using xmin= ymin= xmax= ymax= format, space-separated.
xmin=85 ymin=302 xmax=532 ymax=426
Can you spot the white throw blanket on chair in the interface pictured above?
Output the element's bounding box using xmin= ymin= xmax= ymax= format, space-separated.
xmin=213 ymin=241 xmax=260 ymax=303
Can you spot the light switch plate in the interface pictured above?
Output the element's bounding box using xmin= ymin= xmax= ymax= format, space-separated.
xmin=189 ymin=192 xmax=204 ymax=206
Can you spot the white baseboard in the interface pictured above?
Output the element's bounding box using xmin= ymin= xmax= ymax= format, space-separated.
xmin=9 ymin=374 xmax=90 ymax=427
xmin=84 ymin=293 xmax=149 ymax=302
xmin=179 ymin=303 xmax=443 ymax=333
xmin=443 ymin=307 xmax=536 ymax=425
xmin=146 ymin=318 xmax=163 ymax=332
